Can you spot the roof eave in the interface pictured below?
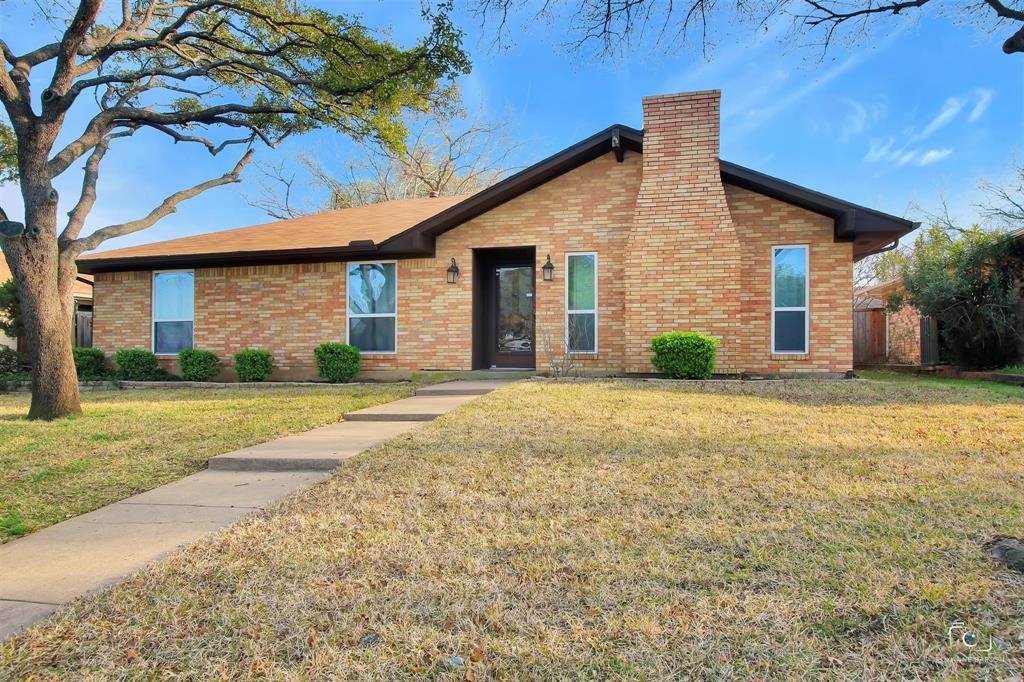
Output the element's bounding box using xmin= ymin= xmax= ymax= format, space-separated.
xmin=76 ymin=242 xmax=436 ymax=274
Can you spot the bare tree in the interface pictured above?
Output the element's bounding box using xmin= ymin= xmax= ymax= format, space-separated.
xmin=977 ymin=161 xmax=1024 ymax=229
xmin=0 ymin=0 xmax=468 ymax=419
xmin=854 ymin=158 xmax=1024 ymax=304
xmin=472 ymin=0 xmax=1024 ymax=58
xmin=248 ymin=108 xmax=519 ymax=218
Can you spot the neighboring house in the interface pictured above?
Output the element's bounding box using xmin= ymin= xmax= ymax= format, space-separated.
xmin=854 ymin=280 xmax=938 ymax=366
xmin=77 ymin=90 xmax=917 ymax=380
xmin=854 ymin=228 xmax=1024 ymax=368
xmin=0 ymin=255 xmax=93 ymax=352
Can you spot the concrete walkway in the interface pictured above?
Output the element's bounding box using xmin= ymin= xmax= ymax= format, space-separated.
xmin=0 ymin=379 xmax=509 ymax=639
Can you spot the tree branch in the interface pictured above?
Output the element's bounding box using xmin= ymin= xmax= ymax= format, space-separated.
xmin=48 ymin=0 xmax=103 ymax=97
xmin=60 ymin=130 xmax=135 ymax=244
xmin=67 ymin=149 xmax=254 ymax=254
xmin=47 ymin=103 xmax=292 ymax=178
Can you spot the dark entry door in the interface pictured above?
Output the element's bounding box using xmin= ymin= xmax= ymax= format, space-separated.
xmin=491 ymin=265 xmax=535 ymax=368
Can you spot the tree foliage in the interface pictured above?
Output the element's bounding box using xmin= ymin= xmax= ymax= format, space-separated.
xmin=0 ymin=121 xmax=15 ymax=183
xmin=0 ymin=0 xmax=469 ymax=419
xmin=0 ymin=278 xmax=22 ymax=339
xmin=890 ymin=225 xmax=1024 ymax=369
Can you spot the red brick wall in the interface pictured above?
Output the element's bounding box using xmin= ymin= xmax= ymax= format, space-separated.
xmin=92 ymin=271 xmax=151 ymax=362
xmin=726 ymin=185 xmax=854 ymax=373
xmin=624 ymin=90 xmax=744 ymax=373
xmin=886 ymin=303 xmax=921 ymax=364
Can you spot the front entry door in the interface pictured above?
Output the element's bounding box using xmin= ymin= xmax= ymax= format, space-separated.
xmin=491 ymin=265 xmax=535 ymax=368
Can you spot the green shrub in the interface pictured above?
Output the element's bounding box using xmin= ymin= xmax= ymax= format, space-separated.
xmin=72 ymin=347 xmax=108 ymax=378
xmin=0 ymin=346 xmax=21 ymax=374
xmin=314 ymin=343 xmax=360 ymax=383
xmin=650 ymin=332 xmax=720 ymax=380
xmin=114 ymin=348 xmax=164 ymax=380
xmin=178 ymin=349 xmax=221 ymax=382
xmin=233 ymin=349 xmax=273 ymax=382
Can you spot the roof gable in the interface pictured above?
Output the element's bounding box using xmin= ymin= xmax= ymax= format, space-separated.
xmin=78 ymin=123 xmax=916 ymax=272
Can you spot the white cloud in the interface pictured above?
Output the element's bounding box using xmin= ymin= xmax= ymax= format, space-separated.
xmin=840 ymin=100 xmax=867 ymax=142
xmin=897 ymin=150 xmax=919 ymax=167
xmin=839 ymin=97 xmax=886 ymax=142
xmin=968 ymin=88 xmax=993 ymax=123
xmin=917 ymin=148 xmax=953 ymax=166
xmin=912 ymin=96 xmax=966 ymax=142
xmin=864 ymin=137 xmax=895 ymax=162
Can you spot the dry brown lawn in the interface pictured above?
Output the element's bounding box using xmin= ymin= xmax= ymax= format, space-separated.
xmin=3 ymin=378 xmax=1023 ymax=679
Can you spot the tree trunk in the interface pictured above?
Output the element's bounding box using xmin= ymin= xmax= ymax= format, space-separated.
xmin=4 ymin=178 xmax=83 ymax=420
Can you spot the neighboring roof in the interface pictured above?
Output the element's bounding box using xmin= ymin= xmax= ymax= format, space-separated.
xmin=73 ymin=274 xmax=93 ymax=301
xmin=78 ymin=123 xmax=916 ymax=273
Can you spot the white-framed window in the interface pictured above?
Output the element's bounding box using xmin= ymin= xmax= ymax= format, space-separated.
xmin=565 ymin=252 xmax=597 ymax=353
xmin=347 ymin=261 xmax=397 ymax=354
xmin=152 ymin=270 xmax=194 ymax=355
xmin=771 ymin=245 xmax=809 ymax=354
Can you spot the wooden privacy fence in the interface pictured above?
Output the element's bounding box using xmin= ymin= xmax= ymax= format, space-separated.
xmin=853 ymin=309 xmax=886 ymax=365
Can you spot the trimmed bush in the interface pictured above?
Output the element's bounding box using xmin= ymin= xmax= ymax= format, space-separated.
xmin=314 ymin=343 xmax=360 ymax=383
xmin=178 ymin=349 xmax=221 ymax=382
xmin=0 ymin=346 xmax=21 ymax=374
xmin=73 ymin=347 xmax=108 ymax=378
xmin=650 ymin=332 xmax=720 ymax=380
xmin=115 ymin=348 xmax=161 ymax=380
xmin=233 ymin=349 xmax=273 ymax=382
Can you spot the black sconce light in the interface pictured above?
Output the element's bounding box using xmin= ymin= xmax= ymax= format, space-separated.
xmin=542 ymin=254 xmax=554 ymax=282
xmin=446 ymin=257 xmax=460 ymax=284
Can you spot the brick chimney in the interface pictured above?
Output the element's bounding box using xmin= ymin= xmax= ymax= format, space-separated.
xmin=623 ymin=90 xmax=743 ymax=373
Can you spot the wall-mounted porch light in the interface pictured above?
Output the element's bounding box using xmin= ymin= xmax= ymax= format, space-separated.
xmin=542 ymin=254 xmax=554 ymax=282
xmin=446 ymin=257 xmax=460 ymax=284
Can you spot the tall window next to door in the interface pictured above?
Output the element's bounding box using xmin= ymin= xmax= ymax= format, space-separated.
xmin=347 ymin=262 xmax=397 ymax=353
xmin=566 ymin=253 xmax=597 ymax=353
xmin=152 ymin=270 xmax=194 ymax=354
xmin=772 ymin=246 xmax=808 ymax=354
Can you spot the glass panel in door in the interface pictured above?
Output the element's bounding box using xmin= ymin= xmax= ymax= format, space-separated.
xmin=495 ymin=266 xmax=534 ymax=355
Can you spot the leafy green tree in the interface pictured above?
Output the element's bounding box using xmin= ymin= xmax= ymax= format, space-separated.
xmin=0 ymin=0 xmax=468 ymax=419
xmin=0 ymin=277 xmax=22 ymax=339
xmin=890 ymin=225 xmax=1024 ymax=369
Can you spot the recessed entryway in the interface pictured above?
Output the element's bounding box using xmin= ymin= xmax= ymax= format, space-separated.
xmin=472 ymin=246 xmax=536 ymax=370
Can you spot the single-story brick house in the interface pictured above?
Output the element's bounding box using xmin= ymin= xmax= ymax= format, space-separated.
xmin=78 ymin=90 xmax=917 ymax=380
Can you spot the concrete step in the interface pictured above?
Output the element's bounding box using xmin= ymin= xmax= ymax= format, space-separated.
xmin=343 ymin=394 xmax=479 ymax=422
xmin=208 ymin=421 xmax=422 ymax=471
xmin=415 ymin=379 xmax=516 ymax=396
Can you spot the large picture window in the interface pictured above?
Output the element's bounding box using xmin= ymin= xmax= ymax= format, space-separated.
xmin=152 ymin=270 xmax=194 ymax=354
xmin=566 ymin=253 xmax=597 ymax=353
xmin=347 ymin=262 xmax=397 ymax=353
xmin=772 ymin=246 xmax=808 ymax=354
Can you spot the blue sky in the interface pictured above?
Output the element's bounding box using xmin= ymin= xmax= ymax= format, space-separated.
xmin=1 ymin=0 xmax=1022 ymax=251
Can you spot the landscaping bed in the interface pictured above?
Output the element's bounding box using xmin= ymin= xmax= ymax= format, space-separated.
xmin=3 ymin=377 xmax=1022 ymax=677
xmin=0 ymin=385 xmax=412 ymax=542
